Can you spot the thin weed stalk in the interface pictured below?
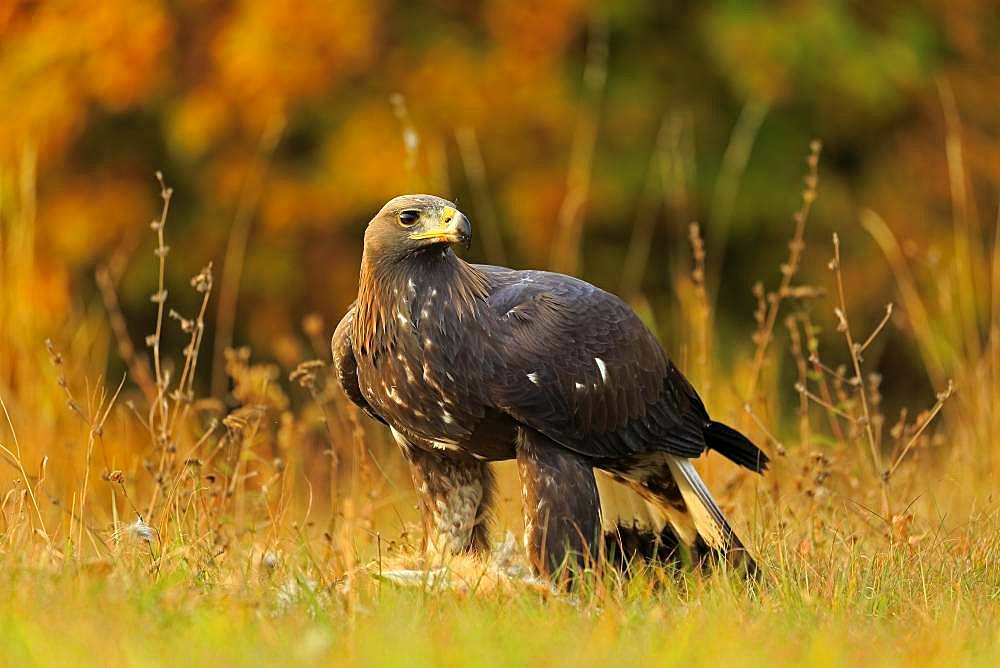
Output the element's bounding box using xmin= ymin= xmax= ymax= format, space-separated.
xmin=209 ymin=118 xmax=284 ymax=399
xmin=95 ymin=265 xmax=157 ymax=403
xmin=746 ymin=140 xmax=822 ymax=407
xmin=549 ymin=7 xmax=608 ymax=274
xmin=938 ymin=78 xmax=982 ymax=367
xmin=0 ymin=393 xmax=49 ymax=545
xmin=147 ymin=171 xmax=173 ymax=449
xmin=829 ymin=233 xmax=885 ymax=511
xmin=455 ymin=127 xmax=506 ymax=265
xmin=620 ymin=117 xmax=671 ymax=299
xmin=707 ymin=98 xmax=770 ymax=305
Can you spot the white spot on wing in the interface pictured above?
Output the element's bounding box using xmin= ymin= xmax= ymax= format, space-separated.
xmin=575 ymin=382 xmax=585 ymax=391
xmin=442 ymin=410 xmax=454 ymax=424
xmin=595 ymin=357 xmax=608 ymax=382
xmin=397 ymin=311 xmax=408 ymax=325
xmin=527 ymin=372 xmax=540 ymax=385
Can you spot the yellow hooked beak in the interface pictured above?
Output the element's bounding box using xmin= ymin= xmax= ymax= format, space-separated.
xmin=408 ymin=206 xmax=472 ymax=249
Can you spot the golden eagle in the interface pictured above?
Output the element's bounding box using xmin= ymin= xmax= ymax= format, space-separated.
xmin=333 ymin=194 xmax=767 ymax=577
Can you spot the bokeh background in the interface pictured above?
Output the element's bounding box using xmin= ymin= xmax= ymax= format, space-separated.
xmin=2 ymin=0 xmax=998 ymax=412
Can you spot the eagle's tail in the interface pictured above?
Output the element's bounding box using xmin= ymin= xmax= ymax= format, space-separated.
xmin=703 ymin=421 xmax=769 ymax=473
xmin=664 ymin=456 xmax=759 ymax=577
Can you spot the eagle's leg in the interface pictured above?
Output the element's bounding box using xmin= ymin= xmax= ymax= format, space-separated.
xmin=516 ymin=428 xmax=601 ymax=578
xmin=395 ymin=435 xmax=494 ymax=556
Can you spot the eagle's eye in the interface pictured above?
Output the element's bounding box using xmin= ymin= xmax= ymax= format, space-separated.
xmin=398 ymin=210 xmax=420 ymax=227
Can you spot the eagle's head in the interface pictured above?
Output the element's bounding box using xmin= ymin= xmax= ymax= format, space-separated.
xmin=364 ymin=194 xmax=472 ymax=263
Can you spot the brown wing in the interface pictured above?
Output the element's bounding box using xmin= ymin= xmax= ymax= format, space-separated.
xmin=331 ymin=302 xmax=387 ymax=426
xmin=482 ymin=268 xmax=709 ymax=462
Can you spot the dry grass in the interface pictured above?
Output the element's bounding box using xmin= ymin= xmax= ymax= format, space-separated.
xmin=0 ymin=134 xmax=998 ymax=666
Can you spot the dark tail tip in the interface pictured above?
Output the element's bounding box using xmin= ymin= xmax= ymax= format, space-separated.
xmin=704 ymin=421 xmax=769 ymax=473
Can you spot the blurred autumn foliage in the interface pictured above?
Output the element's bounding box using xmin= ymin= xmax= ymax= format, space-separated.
xmin=2 ymin=0 xmax=999 ymax=399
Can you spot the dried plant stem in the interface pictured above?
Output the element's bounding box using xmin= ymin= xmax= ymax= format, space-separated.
xmin=807 ymin=354 xmax=852 ymax=385
xmin=746 ymin=140 xmax=822 ymax=404
xmin=743 ymin=402 xmax=785 ymax=455
xmin=168 ymin=263 xmax=214 ymax=435
xmin=859 ymin=303 xmax=894 ymax=355
xmin=707 ymin=98 xmax=770 ymax=304
xmin=938 ymin=78 xmax=982 ymax=367
xmin=795 ymin=382 xmax=856 ymax=422
xmin=688 ymin=222 xmax=711 ymax=391
xmin=886 ymin=381 xmax=955 ymax=480
xmin=8 ymin=343 xmax=118 ymax=555
xmin=96 ymin=264 xmax=156 ymax=403
xmin=150 ymin=422 xmax=219 ymax=536
xmin=860 ymin=210 xmax=946 ymax=389
xmin=78 ymin=373 xmax=127 ymax=555
xmin=830 ymin=233 xmax=888 ymax=515
xmin=210 ymin=118 xmax=284 ymax=399
xmin=550 ymin=8 xmax=607 ymax=274
xmin=148 ymin=172 xmax=173 ymax=447
xmin=660 ymin=111 xmax=695 ymax=230
xmin=0 ymin=393 xmax=49 ymax=545
xmin=455 ymin=127 xmax=506 ymax=265
xmin=317 ymin=396 xmax=340 ymax=504
xmin=45 ymin=338 xmax=87 ymax=423
xmin=390 ymin=94 xmax=420 ymax=180
xmin=620 ymin=117 xmax=670 ymax=297
xmin=802 ymin=312 xmax=847 ymax=443
xmin=425 ymin=137 xmax=451 ymax=199
xmin=290 ymin=361 xmax=340 ymax=503
xmin=786 ymin=316 xmax=811 ymax=445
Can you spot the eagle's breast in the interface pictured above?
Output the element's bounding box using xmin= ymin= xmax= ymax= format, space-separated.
xmin=355 ymin=277 xmax=484 ymax=446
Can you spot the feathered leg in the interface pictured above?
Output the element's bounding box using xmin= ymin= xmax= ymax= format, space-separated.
xmin=391 ymin=429 xmax=494 ymax=556
xmin=516 ymin=428 xmax=601 ymax=578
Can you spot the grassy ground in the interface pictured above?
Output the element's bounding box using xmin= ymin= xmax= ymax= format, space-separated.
xmin=1 ymin=149 xmax=999 ymax=666
xmin=0 ymin=540 xmax=997 ymax=666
